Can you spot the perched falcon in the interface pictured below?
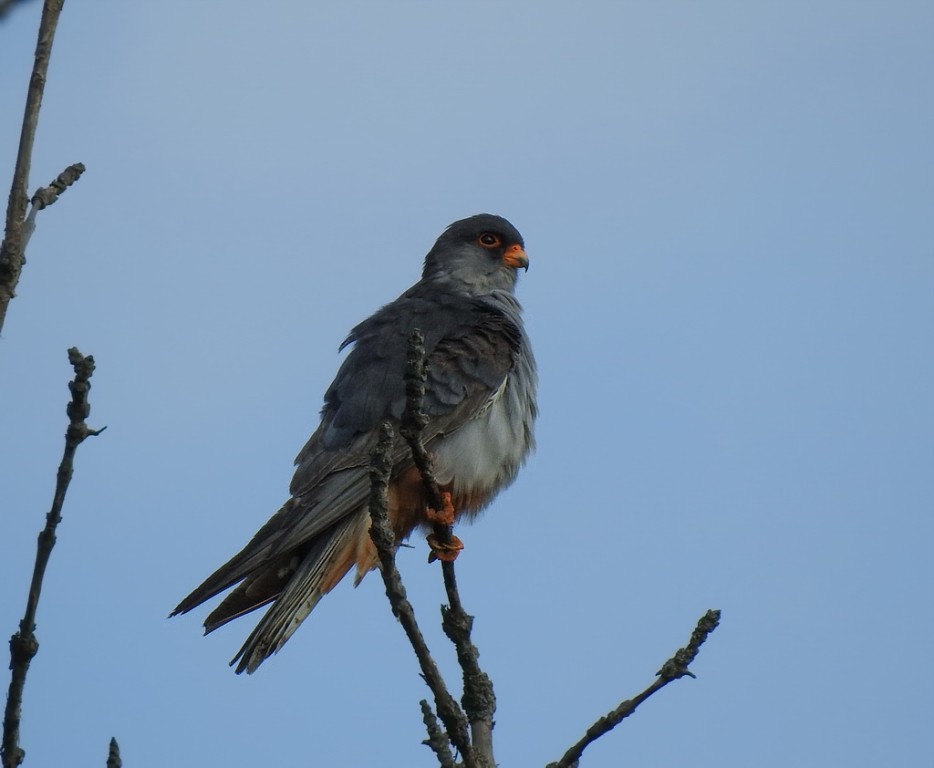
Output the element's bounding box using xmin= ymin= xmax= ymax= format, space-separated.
xmin=173 ymin=214 xmax=537 ymax=673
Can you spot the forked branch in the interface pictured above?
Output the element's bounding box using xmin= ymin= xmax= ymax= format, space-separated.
xmin=399 ymin=330 xmax=496 ymax=768
xmin=367 ymin=331 xmax=498 ymax=768
xmin=0 ymin=0 xmax=76 ymax=334
xmin=371 ymin=331 xmax=720 ymax=768
xmin=368 ymin=423 xmax=474 ymax=763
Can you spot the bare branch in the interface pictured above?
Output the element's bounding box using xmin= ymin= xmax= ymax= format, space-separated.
xmin=27 ymin=162 xmax=85 ymax=212
xmin=367 ymin=423 xmax=473 ymax=763
xmin=546 ymin=609 xmax=722 ymax=768
xmin=0 ymin=0 xmax=68 ymax=334
xmin=420 ymin=699 xmax=456 ymax=768
xmin=2 ymin=348 xmax=104 ymax=768
xmin=400 ymin=330 xmax=496 ymax=768
xmin=22 ymin=162 xmax=85 ymax=250
xmin=439 ymin=567 xmax=495 ymax=768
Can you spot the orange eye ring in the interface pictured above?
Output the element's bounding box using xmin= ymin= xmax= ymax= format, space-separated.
xmin=478 ymin=233 xmax=502 ymax=248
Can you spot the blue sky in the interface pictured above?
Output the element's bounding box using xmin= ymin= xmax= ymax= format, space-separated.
xmin=2 ymin=2 xmax=932 ymax=766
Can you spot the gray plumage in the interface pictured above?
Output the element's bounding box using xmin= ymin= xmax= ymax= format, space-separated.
xmin=172 ymin=214 xmax=537 ymax=673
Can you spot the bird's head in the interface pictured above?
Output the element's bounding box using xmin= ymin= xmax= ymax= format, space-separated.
xmin=421 ymin=214 xmax=528 ymax=295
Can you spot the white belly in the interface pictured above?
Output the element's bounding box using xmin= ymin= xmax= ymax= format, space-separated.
xmin=430 ymin=376 xmax=533 ymax=506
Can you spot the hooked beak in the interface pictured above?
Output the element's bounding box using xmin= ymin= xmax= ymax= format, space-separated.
xmin=503 ymin=243 xmax=529 ymax=271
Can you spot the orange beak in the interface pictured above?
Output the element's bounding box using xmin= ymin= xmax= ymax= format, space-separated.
xmin=503 ymin=243 xmax=529 ymax=271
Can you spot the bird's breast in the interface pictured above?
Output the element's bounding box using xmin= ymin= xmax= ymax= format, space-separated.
xmin=429 ymin=373 xmax=534 ymax=518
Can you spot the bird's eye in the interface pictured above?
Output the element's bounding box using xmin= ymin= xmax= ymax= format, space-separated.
xmin=478 ymin=233 xmax=501 ymax=248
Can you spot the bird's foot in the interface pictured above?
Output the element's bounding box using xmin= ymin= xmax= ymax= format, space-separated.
xmin=426 ymin=492 xmax=462 ymax=562
xmin=427 ymin=532 xmax=464 ymax=563
xmin=425 ymin=491 xmax=456 ymax=526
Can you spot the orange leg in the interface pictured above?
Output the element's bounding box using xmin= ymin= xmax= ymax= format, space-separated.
xmin=425 ymin=491 xmax=456 ymax=526
xmin=426 ymin=492 xmax=464 ymax=562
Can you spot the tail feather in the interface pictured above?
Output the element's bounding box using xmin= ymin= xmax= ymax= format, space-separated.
xmin=171 ymin=498 xmax=306 ymax=619
xmin=230 ymin=510 xmax=369 ymax=674
xmin=201 ymin=550 xmax=303 ymax=634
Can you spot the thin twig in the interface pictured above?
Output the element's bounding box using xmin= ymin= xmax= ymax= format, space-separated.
xmin=0 ymin=0 xmax=68 ymax=334
xmin=1 ymin=348 xmax=105 ymax=768
xmin=439 ymin=568 xmax=495 ymax=768
xmin=28 ymin=162 xmax=85 ymax=213
xmin=546 ymin=609 xmax=722 ymax=768
xmin=400 ymin=330 xmax=496 ymax=768
xmin=21 ymin=162 xmax=85 ymax=250
xmin=367 ymin=423 xmax=473 ymax=763
xmin=420 ymin=699 xmax=456 ymax=768
xmin=106 ymin=737 xmax=122 ymax=768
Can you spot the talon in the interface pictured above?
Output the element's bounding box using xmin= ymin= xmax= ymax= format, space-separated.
xmin=427 ymin=532 xmax=464 ymax=563
xmin=425 ymin=491 xmax=455 ymax=526
xmin=425 ymin=492 xmax=461 ymax=561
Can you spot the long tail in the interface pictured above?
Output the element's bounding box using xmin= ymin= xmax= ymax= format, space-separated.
xmin=228 ymin=509 xmax=372 ymax=674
